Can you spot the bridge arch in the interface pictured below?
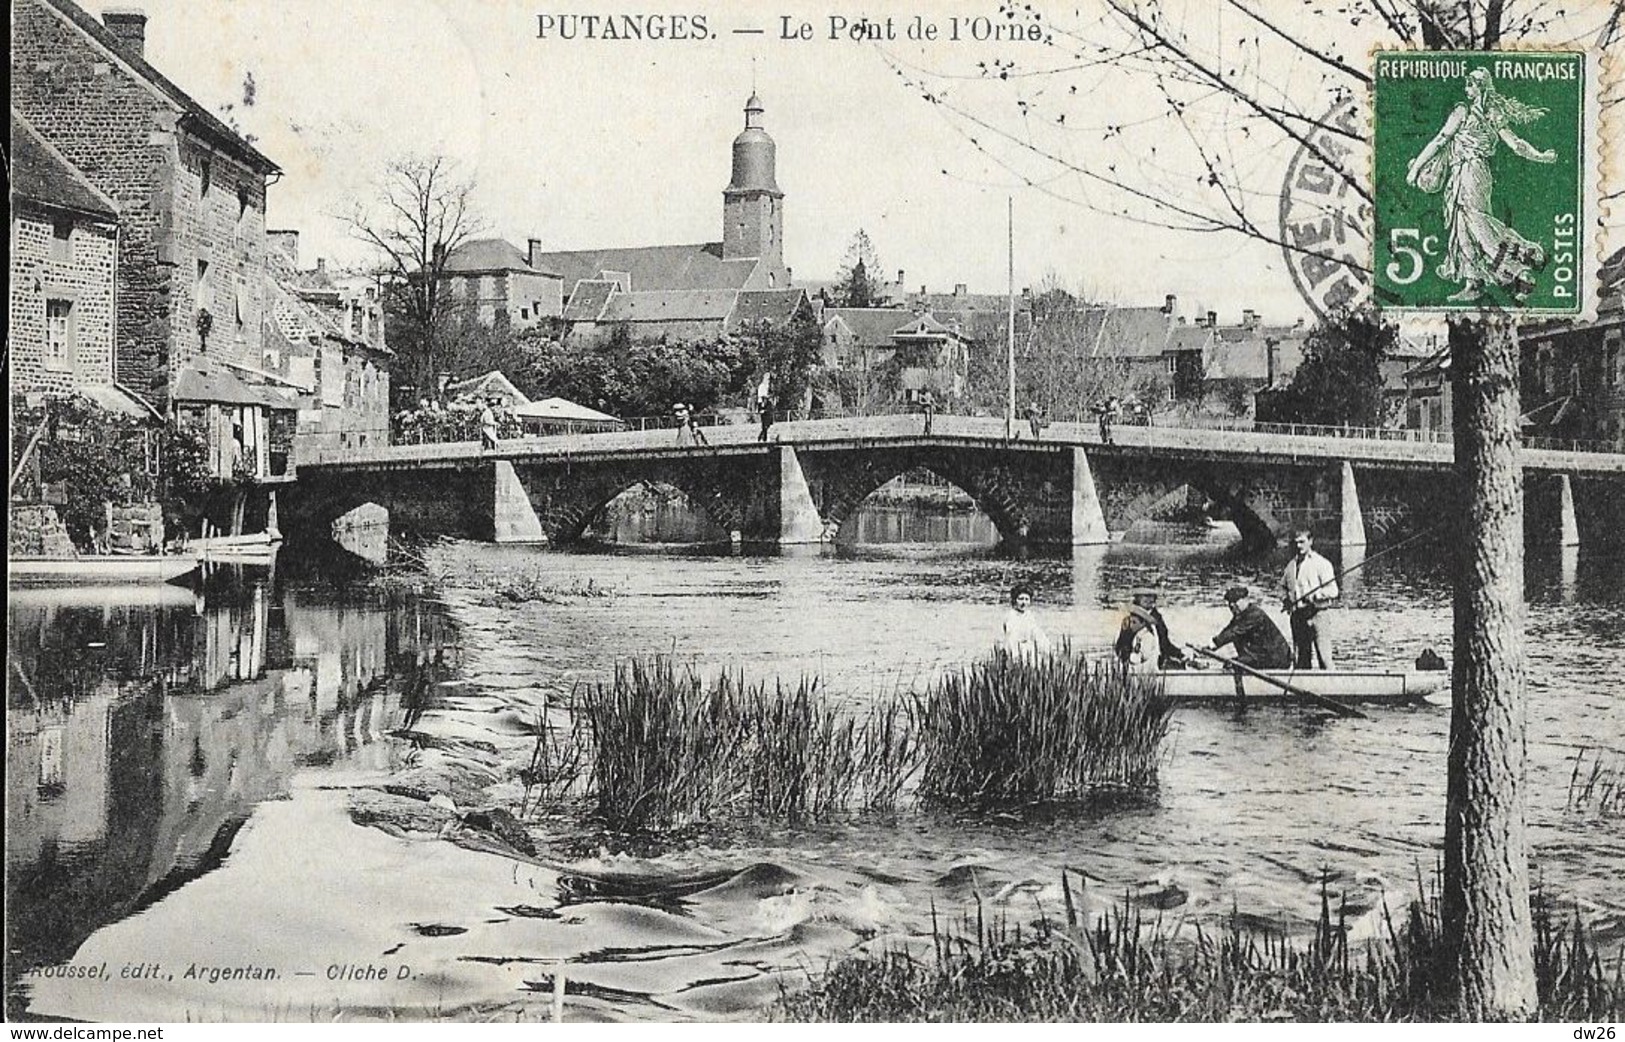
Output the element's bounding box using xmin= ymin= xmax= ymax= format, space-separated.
xmin=523 ymin=459 xmax=757 ymax=544
xmin=809 ymin=447 xmax=1031 ymax=544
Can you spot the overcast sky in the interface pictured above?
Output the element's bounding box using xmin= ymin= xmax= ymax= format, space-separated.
xmin=114 ymin=0 xmax=1619 ymax=324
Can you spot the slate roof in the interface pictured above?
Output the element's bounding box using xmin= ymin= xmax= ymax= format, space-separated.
xmin=562 ymin=279 xmax=617 ymax=322
xmin=823 ymin=307 xmax=916 ymax=347
xmin=172 ymin=363 xmax=296 ymax=408
xmin=598 ymin=289 xmax=740 ymax=323
xmin=446 ymin=370 xmax=530 ymax=405
xmin=528 ymin=242 xmax=761 ymax=295
xmin=1079 ymin=306 xmax=1175 ymax=359
xmin=443 ymin=238 xmax=547 ymax=274
xmin=10 ymin=111 xmax=118 ymax=218
xmin=729 ymin=289 xmax=809 ymax=329
xmin=36 ymin=0 xmax=278 ymax=173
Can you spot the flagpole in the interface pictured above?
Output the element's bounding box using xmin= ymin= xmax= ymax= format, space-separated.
xmin=1006 ymin=196 xmax=1015 ymax=440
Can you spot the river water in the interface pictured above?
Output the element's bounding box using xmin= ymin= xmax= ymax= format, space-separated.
xmin=7 ymin=507 xmax=1624 ymax=1021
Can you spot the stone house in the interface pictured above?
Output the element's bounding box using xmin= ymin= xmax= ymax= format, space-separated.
xmin=262 ymin=237 xmax=393 ymax=462
xmin=437 ymin=238 xmax=565 ymax=328
xmin=9 ymin=111 xmax=121 ymax=399
xmin=11 ymin=0 xmax=282 ymax=432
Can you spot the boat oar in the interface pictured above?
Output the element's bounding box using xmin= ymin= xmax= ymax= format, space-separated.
xmin=1184 ymin=644 xmax=1368 ymax=720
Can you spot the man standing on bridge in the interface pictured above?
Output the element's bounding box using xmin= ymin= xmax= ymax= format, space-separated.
xmin=919 ymin=390 xmax=937 ymax=436
xmin=1281 ymin=529 xmax=1338 ymax=669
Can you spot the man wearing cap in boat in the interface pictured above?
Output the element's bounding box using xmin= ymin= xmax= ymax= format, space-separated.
xmin=1208 ymin=586 xmax=1294 ymax=670
xmin=1114 ymin=587 xmax=1187 ymax=669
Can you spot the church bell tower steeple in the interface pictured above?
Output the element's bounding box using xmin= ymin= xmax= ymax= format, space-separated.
xmin=723 ymin=92 xmax=786 ymax=284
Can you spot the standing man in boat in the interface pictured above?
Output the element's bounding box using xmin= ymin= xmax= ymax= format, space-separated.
xmin=1281 ymin=529 xmax=1338 ymax=669
xmin=1208 ymin=586 xmax=1294 ymax=670
xmin=1001 ymin=583 xmax=1051 ymax=659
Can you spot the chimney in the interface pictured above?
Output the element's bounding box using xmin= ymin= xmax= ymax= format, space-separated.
xmin=1163 ymin=293 xmax=1177 ymax=315
xmin=919 ymin=284 xmax=926 ymax=295
xmin=953 ymin=283 xmax=967 ymax=297
xmin=897 ymin=268 xmax=905 ymax=286
xmin=102 ymin=7 xmax=147 ymax=58
xmin=785 ymin=265 xmax=793 ymax=285
xmin=1266 ymin=338 xmax=1280 ymax=386
xmin=1206 ymin=309 xmax=1218 ymax=329
xmin=527 ymin=238 xmax=544 ymax=268
xmin=267 ymin=229 xmax=299 ymax=266
xmin=1243 ymin=308 xmax=1259 ymax=329
xmin=316 ymin=258 xmax=327 ymax=275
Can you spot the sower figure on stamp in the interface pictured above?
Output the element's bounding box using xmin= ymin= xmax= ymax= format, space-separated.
xmin=1281 ymin=529 xmax=1338 ymax=669
xmin=1406 ymin=68 xmax=1556 ymax=303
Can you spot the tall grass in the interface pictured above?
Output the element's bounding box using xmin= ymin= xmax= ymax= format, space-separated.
xmin=570 ymin=648 xmax=1170 ymax=832
xmin=577 ymin=657 xmax=917 ymax=831
xmin=776 ymin=870 xmax=1625 ymax=1022
xmin=917 ymin=646 xmax=1172 ymax=804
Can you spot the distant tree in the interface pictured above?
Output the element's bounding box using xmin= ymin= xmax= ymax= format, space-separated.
xmin=1263 ymin=310 xmax=1394 ymax=428
xmin=340 ymin=154 xmax=485 ymax=408
xmin=520 ymin=326 xmax=755 ymax=419
xmin=746 ymin=312 xmax=827 ymax=418
xmin=833 ymin=230 xmax=886 ymax=308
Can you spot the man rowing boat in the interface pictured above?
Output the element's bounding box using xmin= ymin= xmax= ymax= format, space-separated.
xmin=1207 ymin=586 xmax=1294 ymax=670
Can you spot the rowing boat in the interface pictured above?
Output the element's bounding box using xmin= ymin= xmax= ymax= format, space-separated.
xmin=1156 ymin=667 xmax=1447 ymax=706
xmin=9 ymin=555 xmax=198 ymax=585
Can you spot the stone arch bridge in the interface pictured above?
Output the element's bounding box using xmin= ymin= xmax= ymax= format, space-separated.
xmin=283 ymin=416 xmax=1625 ymax=552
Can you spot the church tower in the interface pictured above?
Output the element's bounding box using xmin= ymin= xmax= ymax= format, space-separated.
xmin=723 ymin=93 xmax=786 ymax=285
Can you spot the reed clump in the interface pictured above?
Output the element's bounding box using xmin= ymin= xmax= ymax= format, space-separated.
xmin=572 ymin=648 xmax=1171 ymax=832
xmin=577 ymin=657 xmax=916 ymax=831
xmin=776 ymin=872 xmax=1625 ymax=1022
xmin=916 ymin=646 xmax=1172 ymax=804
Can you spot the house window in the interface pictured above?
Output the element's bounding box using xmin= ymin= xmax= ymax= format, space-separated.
xmin=196 ymin=258 xmax=213 ymax=312
xmin=234 ymin=279 xmax=248 ymax=327
xmin=46 ymin=299 xmax=74 ymax=369
xmin=1165 ymin=355 xmax=1177 ymax=375
xmin=51 ymin=218 xmax=74 ymax=262
xmin=1606 ymin=341 xmax=1621 ymax=390
xmin=237 ymin=185 xmax=251 ymax=222
xmin=200 ymin=157 xmax=213 ymax=197
xmin=520 ymin=307 xmax=530 ymax=321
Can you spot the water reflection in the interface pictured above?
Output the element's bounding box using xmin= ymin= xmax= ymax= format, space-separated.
xmin=3 ymin=581 xmax=455 ymax=1016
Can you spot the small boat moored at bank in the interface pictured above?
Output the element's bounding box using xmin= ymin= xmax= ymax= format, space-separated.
xmin=10 ymin=554 xmax=199 ymax=586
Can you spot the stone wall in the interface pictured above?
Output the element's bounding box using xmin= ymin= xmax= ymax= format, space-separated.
xmin=9 ymin=504 xmax=78 ymax=557
xmin=9 ymin=205 xmax=118 ymax=394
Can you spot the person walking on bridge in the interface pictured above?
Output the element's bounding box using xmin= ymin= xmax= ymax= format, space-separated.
xmin=919 ymin=390 xmax=937 ymax=436
xmin=1025 ymin=401 xmax=1045 ymax=441
xmin=1281 ymin=529 xmax=1338 ymax=669
xmin=479 ymin=398 xmax=500 ymax=451
xmin=757 ymin=372 xmax=774 ymax=443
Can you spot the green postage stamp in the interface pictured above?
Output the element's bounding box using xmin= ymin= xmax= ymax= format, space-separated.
xmin=1372 ymin=50 xmax=1597 ymax=316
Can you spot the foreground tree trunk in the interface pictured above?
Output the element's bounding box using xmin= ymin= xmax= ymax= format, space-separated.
xmin=1444 ymin=315 xmax=1535 ymax=1017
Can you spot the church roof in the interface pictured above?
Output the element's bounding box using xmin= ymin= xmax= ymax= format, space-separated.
xmin=529 ymin=242 xmax=761 ymax=296
xmin=599 ymin=288 xmax=741 ymax=323
xmin=10 ymin=111 xmax=118 ymax=219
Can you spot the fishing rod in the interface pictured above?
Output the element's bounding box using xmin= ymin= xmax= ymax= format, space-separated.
xmin=1284 ymin=519 xmax=1452 ymax=610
